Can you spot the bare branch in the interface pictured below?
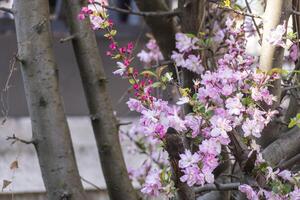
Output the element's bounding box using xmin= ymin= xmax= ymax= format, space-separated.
xmin=277 ymin=154 xmax=300 ymax=170
xmin=194 ymin=182 xmax=241 ymax=194
xmin=6 ymin=134 xmax=34 ymax=145
xmin=282 ymin=84 xmax=300 ymax=91
xmin=292 ymin=9 xmax=300 ymax=16
xmin=0 ymin=7 xmax=13 ymax=14
xmin=263 ymin=127 xmax=300 ymax=166
xmin=80 ymin=176 xmax=102 ymax=191
xmin=60 ymin=34 xmax=77 ymax=43
xmin=94 ymin=2 xmax=180 ymax=17
xmin=244 ymin=0 xmax=262 ymax=40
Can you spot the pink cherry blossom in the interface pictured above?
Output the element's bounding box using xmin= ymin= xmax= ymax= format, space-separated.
xmin=239 ymin=184 xmax=259 ymax=200
xmin=267 ymin=22 xmax=287 ymax=47
xmin=175 ymin=33 xmax=199 ymax=52
xmin=180 ymin=166 xmax=205 ymax=187
xmin=242 ymin=118 xmax=263 ymax=138
xmin=178 ymin=150 xmax=201 ymax=168
xmin=141 ymin=169 xmax=162 ymax=196
xmin=199 ymin=138 xmax=221 ymax=156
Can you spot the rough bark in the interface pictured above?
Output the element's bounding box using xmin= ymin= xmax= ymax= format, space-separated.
xmin=258 ymin=0 xmax=293 ymax=147
xmin=13 ymin=0 xmax=87 ymax=199
xmin=64 ymin=1 xmax=138 ymax=200
xmin=263 ymin=127 xmax=300 ymax=166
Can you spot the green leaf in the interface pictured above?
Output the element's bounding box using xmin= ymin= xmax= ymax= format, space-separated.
xmin=128 ymin=79 xmax=135 ymax=85
xmin=151 ymin=82 xmax=162 ymax=88
xmin=140 ymin=70 xmax=158 ymax=78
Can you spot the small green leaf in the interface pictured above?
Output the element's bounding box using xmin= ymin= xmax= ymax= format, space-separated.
xmin=151 ymin=82 xmax=162 ymax=88
xmin=128 ymin=79 xmax=135 ymax=85
xmin=141 ymin=70 xmax=158 ymax=78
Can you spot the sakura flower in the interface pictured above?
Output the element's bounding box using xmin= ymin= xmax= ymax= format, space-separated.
xmin=267 ymin=22 xmax=286 ymax=47
xmin=199 ymin=138 xmax=221 ymax=156
xmin=171 ymin=51 xmax=186 ymax=67
xmin=185 ymin=115 xmax=202 ymax=137
xmin=137 ymin=50 xmax=152 ymax=63
xmin=277 ymin=170 xmax=292 ymax=181
xmin=239 ymin=184 xmax=259 ymax=200
xmin=175 ymin=33 xmax=199 ymax=52
xmin=210 ymin=116 xmax=232 ymax=138
xmin=202 ymin=154 xmax=219 ymax=170
xmin=180 ymin=166 xmax=205 ymax=187
xmin=289 ymin=188 xmax=300 ymax=200
xmin=225 ymin=96 xmax=244 ymax=115
xmin=183 ymin=54 xmax=204 ymax=74
xmin=113 ymin=62 xmax=127 ymax=76
xmin=127 ymin=98 xmax=145 ymax=112
xmin=265 ymin=166 xmax=280 ymax=181
xmin=178 ymin=150 xmax=201 ymax=168
xmin=90 ymin=15 xmax=105 ymax=30
xmin=242 ymin=118 xmax=263 ymax=138
xmin=141 ymin=169 xmax=162 ymax=196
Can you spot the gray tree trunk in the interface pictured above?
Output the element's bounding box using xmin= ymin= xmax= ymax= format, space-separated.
xmin=13 ymin=0 xmax=87 ymax=199
xmin=64 ymin=1 xmax=138 ymax=200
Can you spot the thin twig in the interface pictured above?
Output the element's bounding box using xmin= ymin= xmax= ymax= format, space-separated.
xmin=0 ymin=7 xmax=13 ymax=14
xmin=244 ymin=0 xmax=262 ymax=40
xmin=6 ymin=134 xmax=34 ymax=145
xmin=194 ymin=182 xmax=241 ymax=194
xmin=93 ymin=2 xmax=180 ymax=17
xmin=80 ymin=176 xmax=103 ymax=191
xmin=282 ymin=85 xmax=300 ymax=91
xmin=60 ymin=34 xmax=77 ymax=43
xmin=152 ymin=60 xmax=174 ymax=69
xmin=292 ymin=9 xmax=300 ymax=16
xmin=117 ymin=121 xmax=132 ymax=128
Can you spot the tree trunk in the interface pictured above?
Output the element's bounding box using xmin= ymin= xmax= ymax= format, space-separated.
xmin=13 ymin=0 xmax=87 ymax=199
xmin=258 ymin=0 xmax=292 ymax=147
xmin=64 ymin=1 xmax=138 ymax=200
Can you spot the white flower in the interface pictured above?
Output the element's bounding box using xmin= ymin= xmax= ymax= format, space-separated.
xmin=113 ymin=62 xmax=127 ymax=76
xmin=164 ymin=72 xmax=173 ymax=82
xmin=176 ymin=97 xmax=190 ymax=105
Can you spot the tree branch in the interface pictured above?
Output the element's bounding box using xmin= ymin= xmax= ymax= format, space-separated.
xmin=244 ymin=0 xmax=262 ymax=39
xmin=0 ymin=7 xmax=13 ymax=14
xmin=277 ymin=152 xmax=300 ymax=169
xmin=94 ymin=2 xmax=180 ymax=17
xmin=263 ymin=127 xmax=300 ymax=166
xmin=194 ymin=182 xmax=241 ymax=194
xmin=292 ymin=9 xmax=300 ymax=16
xmin=60 ymin=34 xmax=77 ymax=43
xmin=80 ymin=176 xmax=102 ymax=191
xmin=6 ymin=134 xmax=34 ymax=145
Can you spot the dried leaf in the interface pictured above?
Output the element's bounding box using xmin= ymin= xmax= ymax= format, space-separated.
xmin=2 ymin=180 xmax=11 ymax=191
xmin=10 ymin=160 xmax=18 ymax=170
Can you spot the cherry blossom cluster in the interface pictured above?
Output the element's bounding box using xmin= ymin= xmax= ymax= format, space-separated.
xmin=171 ymin=33 xmax=204 ymax=74
xmin=79 ymin=1 xmax=300 ymax=199
xmin=137 ymin=39 xmax=164 ymax=65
